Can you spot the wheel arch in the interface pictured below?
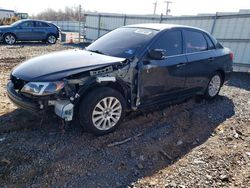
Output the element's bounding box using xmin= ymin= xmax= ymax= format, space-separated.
xmin=3 ymin=32 xmax=17 ymax=40
xmin=215 ymin=69 xmax=225 ymax=85
xmin=47 ymin=33 xmax=57 ymax=39
xmin=77 ymin=80 xmax=131 ymax=109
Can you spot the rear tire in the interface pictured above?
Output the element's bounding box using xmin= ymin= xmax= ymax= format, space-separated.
xmin=4 ymin=33 xmax=16 ymax=45
xmin=79 ymin=87 xmax=126 ymax=136
xmin=205 ymin=72 xmax=222 ymax=99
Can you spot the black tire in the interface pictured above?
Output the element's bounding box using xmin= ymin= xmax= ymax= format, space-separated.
xmin=204 ymin=72 xmax=222 ymax=99
xmin=79 ymin=87 xmax=126 ymax=136
xmin=4 ymin=33 xmax=16 ymax=45
xmin=47 ymin=34 xmax=57 ymax=44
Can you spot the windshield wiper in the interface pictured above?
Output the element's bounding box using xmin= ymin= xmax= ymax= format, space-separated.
xmin=88 ymin=49 xmax=107 ymax=55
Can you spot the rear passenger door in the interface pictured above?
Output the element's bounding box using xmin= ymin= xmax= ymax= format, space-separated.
xmin=183 ymin=29 xmax=216 ymax=93
xmin=33 ymin=21 xmax=50 ymax=40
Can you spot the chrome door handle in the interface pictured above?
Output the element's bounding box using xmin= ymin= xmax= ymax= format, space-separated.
xmin=144 ymin=64 xmax=158 ymax=70
xmin=176 ymin=63 xmax=186 ymax=67
xmin=144 ymin=64 xmax=158 ymax=73
xmin=208 ymin=57 xmax=215 ymax=62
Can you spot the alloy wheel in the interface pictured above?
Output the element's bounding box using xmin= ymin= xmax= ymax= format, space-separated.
xmin=208 ymin=75 xmax=221 ymax=97
xmin=48 ymin=35 xmax=56 ymax=44
xmin=5 ymin=34 xmax=16 ymax=45
xmin=92 ymin=97 xmax=122 ymax=131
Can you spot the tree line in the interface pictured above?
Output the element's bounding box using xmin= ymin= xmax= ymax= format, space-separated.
xmin=31 ymin=6 xmax=88 ymax=21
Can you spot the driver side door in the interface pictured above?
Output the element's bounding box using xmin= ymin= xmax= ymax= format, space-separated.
xmin=15 ymin=21 xmax=35 ymax=40
xmin=139 ymin=30 xmax=188 ymax=105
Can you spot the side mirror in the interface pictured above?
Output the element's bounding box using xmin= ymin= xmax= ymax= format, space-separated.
xmin=148 ymin=49 xmax=167 ymax=60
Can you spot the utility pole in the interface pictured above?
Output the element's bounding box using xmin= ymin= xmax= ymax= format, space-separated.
xmin=78 ymin=4 xmax=82 ymax=43
xmin=153 ymin=1 xmax=158 ymax=15
xmin=164 ymin=1 xmax=172 ymax=16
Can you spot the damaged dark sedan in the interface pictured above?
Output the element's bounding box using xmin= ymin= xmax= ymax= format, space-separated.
xmin=7 ymin=24 xmax=233 ymax=135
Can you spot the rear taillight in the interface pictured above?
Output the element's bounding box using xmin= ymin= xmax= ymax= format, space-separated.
xmin=230 ymin=52 xmax=234 ymax=61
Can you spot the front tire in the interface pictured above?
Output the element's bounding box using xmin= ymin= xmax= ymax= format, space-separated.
xmin=79 ymin=87 xmax=126 ymax=136
xmin=4 ymin=33 xmax=16 ymax=45
xmin=47 ymin=34 xmax=57 ymax=44
xmin=205 ymin=72 xmax=222 ymax=99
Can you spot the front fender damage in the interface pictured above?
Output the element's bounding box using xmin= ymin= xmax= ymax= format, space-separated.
xmin=51 ymin=58 xmax=139 ymax=121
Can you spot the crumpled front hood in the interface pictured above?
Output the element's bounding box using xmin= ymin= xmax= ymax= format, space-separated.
xmin=12 ymin=49 xmax=126 ymax=81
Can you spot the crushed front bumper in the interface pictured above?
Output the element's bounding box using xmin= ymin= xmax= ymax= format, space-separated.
xmin=7 ymin=81 xmax=41 ymax=112
xmin=7 ymin=81 xmax=74 ymax=121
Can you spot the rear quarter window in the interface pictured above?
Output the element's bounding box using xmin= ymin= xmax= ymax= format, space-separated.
xmin=210 ymin=35 xmax=224 ymax=49
xmin=204 ymin=34 xmax=215 ymax=50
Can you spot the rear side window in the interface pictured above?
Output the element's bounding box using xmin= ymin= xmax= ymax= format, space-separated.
xmin=35 ymin=21 xmax=50 ymax=27
xmin=185 ymin=30 xmax=207 ymax=53
xmin=150 ymin=30 xmax=182 ymax=56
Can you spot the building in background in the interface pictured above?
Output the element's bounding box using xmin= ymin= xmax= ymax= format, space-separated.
xmin=0 ymin=8 xmax=15 ymax=19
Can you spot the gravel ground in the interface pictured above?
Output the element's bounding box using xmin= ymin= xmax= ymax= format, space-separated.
xmin=0 ymin=43 xmax=249 ymax=187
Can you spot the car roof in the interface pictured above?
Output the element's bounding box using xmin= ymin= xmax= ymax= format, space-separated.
xmin=123 ymin=23 xmax=207 ymax=33
xmin=18 ymin=19 xmax=50 ymax=23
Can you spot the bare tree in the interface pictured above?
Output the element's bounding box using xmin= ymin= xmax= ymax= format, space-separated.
xmin=32 ymin=6 xmax=81 ymax=21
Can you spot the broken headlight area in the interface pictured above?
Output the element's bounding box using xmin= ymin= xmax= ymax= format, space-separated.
xmin=90 ymin=65 xmax=113 ymax=76
xmin=21 ymin=81 xmax=65 ymax=96
xmin=19 ymin=81 xmax=75 ymax=121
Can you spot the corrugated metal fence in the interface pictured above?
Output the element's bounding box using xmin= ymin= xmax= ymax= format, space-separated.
xmin=84 ymin=10 xmax=250 ymax=69
xmin=51 ymin=21 xmax=84 ymax=33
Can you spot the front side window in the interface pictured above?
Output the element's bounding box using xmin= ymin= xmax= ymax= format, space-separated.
xmin=185 ymin=30 xmax=207 ymax=53
xmin=20 ymin=21 xmax=34 ymax=28
xmin=150 ymin=30 xmax=182 ymax=56
xmin=86 ymin=27 xmax=158 ymax=58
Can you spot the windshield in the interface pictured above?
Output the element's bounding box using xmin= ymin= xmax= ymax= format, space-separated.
xmin=86 ymin=27 xmax=158 ymax=58
xmin=11 ymin=20 xmax=23 ymax=26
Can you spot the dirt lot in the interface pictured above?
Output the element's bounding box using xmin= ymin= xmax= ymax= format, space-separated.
xmin=0 ymin=43 xmax=249 ymax=188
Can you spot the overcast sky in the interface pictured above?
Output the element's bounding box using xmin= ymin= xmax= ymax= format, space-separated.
xmin=0 ymin=0 xmax=249 ymax=16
